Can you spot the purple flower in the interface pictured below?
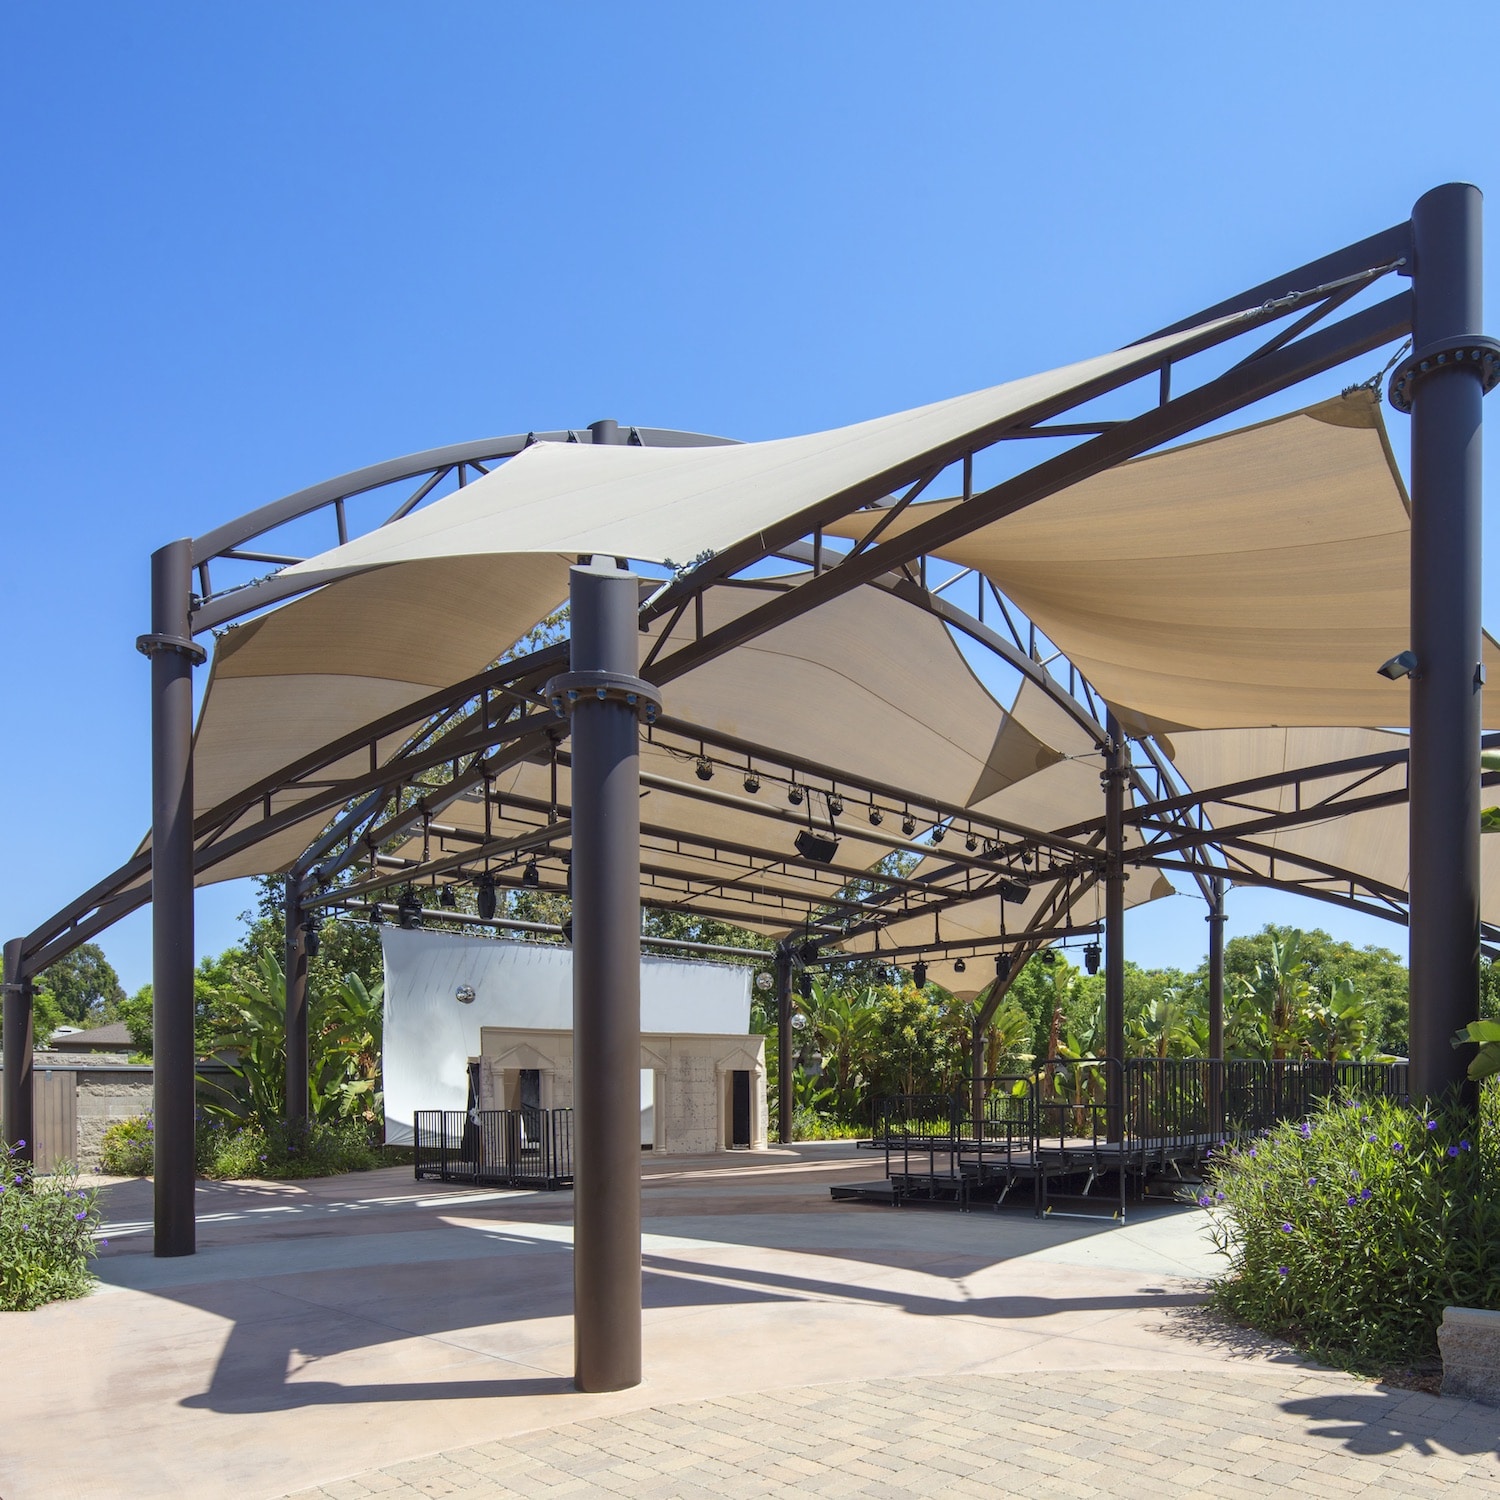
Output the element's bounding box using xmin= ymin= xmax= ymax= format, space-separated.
xmin=1367 ymin=1134 xmax=1377 ymax=1143
xmin=1198 ymin=1194 xmax=1211 ymax=1207
xmin=1298 ymin=1123 xmax=1312 ymax=1139
xmin=1346 ymin=1195 xmax=1357 ymax=1206
xmin=1306 ymin=1177 xmax=1317 ymax=1187
xmin=100 ymin=1239 xmax=108 ymax=1247
xmin=13 ymin=1175 xmax=22 ymax=1185
xmin=1391 ymin=1142 xmax=1404 ymax=1154
xmin=1277 ymin=1266 xmax=1289 ymax=1277
xmin=1425 ymin=1120 xmax=1437 ymax=1132
xmin=145 ymin=1122 xmax=153 ymax=1132
xmin=15 ymin=1139 xmax=24 ymax=1149
xmin=1360 ymin=1187 xmax=1372 ymax=1200
xmin=1215 ymin=1191 xmax=1226 ymax=1202
xmin=1248 ymin=1148 xmax=1258 ymax=1158
xmin=1448 ymin=1145 xmax=1460 ymax=1158
xmin=1461 ymin=1140 xmax=1473 ymax=1152
xmin=1280 ymin=1221 xmax=1294 ymax=1233
xmin=1351 ymin=1171 xmax=1361 ymax=1181
xmin=74 ymin=1210 xmax=86 ymax=1221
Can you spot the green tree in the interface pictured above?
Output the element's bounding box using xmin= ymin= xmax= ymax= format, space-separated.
xmin=0 ymin=985 xmax=66 ymax=1048
xmin=34 ymin=944 xmax=124 ymax=1026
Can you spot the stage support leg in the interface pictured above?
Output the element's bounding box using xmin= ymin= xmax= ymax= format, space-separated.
xmin=1408 ymin=183 xmax=1487 ymax=1105
xmin=567 ymin=560 xmax=644 ymax=1393
xmin=3 ymin=939 xmax=34 ymax=1162
xmin=140 ymin=538 xmax=203 ymax=1258
xmin=1104 ymin=712 xmax=1127 ymax=1142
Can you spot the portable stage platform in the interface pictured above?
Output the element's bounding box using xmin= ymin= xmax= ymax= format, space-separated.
xmin=829 ymin=1058 xmax=1409 ymax=1221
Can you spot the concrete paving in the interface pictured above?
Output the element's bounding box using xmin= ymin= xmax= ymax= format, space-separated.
xmin=0 ymin=1145 xmax=1494 ymax=1499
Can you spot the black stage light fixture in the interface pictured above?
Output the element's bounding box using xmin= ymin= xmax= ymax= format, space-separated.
xmin=397 ymin=886 xmax=423 ymax=930
xmin=368 ymin=899 xmax=382 ymax=925
xmin=1377 ymin=649 xmax=1418 ymax=681
xmin=303 ymin=916 xmax=321 ymax=958
xmin=476 ymin=874 xmax=498 ymax=920
xmin=1040 ymin=947 xmax=1057 ymax=967
xmin=788 ymin=783 xmax=805 ymax=807
xmin=965 ymin=830 xmax=978 ymax=852
xmin=522 ymin=858 xmax=541 ymax=888
xmin=953 ymin=956 xmax=967 ymax=974
xmin=999 ymin=879 xmax=1029 ymax=904
xmin=695 ymin=757 xmax=714 ymax=782
xmin=1083 ymin=941 xmax=1101 ymax=976
xmin=931 ymin=823 xmax=946 ymax=844
xmin=797 ymin=972 xmax=814 ymax=1001
xmin=744 ymin=771 xmax=761 ymax=794
xmin=799 ymin=941 xmax=820 ymax=965
xmin=439 ymin=883 xmax=457 ymax=909
xmin=1020 ymin=846 xmax=1033 ymax=867
xmin=827 ymin=793 xmax=844 ymax=817
xmin=794 ymin=828 xmax=841 ymax=865
xmin=868 ymin=806 xmax=883 ymax=826
xmin=995 ymin=952 xmax=1011 ymax=980
xmin=912 ymin=959 xmax=928 ymax=989
xmin=901 ymin=813 xmax=917 ymax=837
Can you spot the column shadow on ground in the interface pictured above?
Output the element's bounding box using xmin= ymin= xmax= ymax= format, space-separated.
xmin=1281 ymin=1389 xmax=1500 ymax=1459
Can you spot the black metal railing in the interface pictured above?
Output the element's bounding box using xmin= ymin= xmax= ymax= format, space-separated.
xmin=413 ymin=1105 xmax=574 ymax=1189
xmin=875 ymin=1093 xmax=962 ymax=1184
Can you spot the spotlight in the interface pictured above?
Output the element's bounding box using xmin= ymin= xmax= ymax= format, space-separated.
xmin=931 ymin=824 xmax=945 ymax=844
xmin=828 ymin=793 xmax=844 ymax=818
xmin=995 ymin=952 xmax=1011 ymax=980
xmin=953 ymin=956 xmax=967 ymax=974
xmin=912 ymin=959 xmax=928 ymax=989
xmin=302 ymin=917 xmax=321 ymax=958
xmin=794 ymin=829 xmax=841 ymax=864
xmin=965 ymin=831 xmax=978 ymax=852
xmin=998 ymin=880 xmax=1029 ymax=904
xmin=522 ymin=859 xmax=541 ymax=888
xmin=797 ymin=972 xmax=814 ymax=1001
xmin=1377 ymin=650 xmax=1419 ymax=681
xmin=1020 ymin=847 xmax=1033 ymax=867
xmin=798 ymin=942 xmax=821 ymax=965
xmin=397 ymin=886 xmax=423 ymax=930
xmin=476 ymin=874 xmax=497 ymax=920
xmin=1083 ymin=942 xmax=1101 ymax=976
xmin=744 ymin=771 xmax=761 ymax=794
xmin=1040 ymin=947 xmax=1057 ymax=967
xmin=901 ymin=814 xmax=917 ymax=837
xmin=788 ymin=784 xmax=805 ymax=807
xmin=367 ymin=899 xmax=382 ymax=925
xmin=439 ymin=884 xmax=457 ymax=909
xmin=869 ymin=806 xmax=883 ymax=826
xmin=695 ymin=757 xmax=714 ymax=782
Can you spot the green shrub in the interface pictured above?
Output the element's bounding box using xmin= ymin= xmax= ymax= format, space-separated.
xmin=1 ymin=1142 xmax=102 ymax=1311
xmin=99 ymin=1115 xmax=155 ymax=1176
xmin=196 ymin=1116 xmax=380 ymax=1180
xmin=1206 ymin=1088 xmax=1500 ymax=1367
xmin=791 ymin=1111 xmax=867 ymax=1141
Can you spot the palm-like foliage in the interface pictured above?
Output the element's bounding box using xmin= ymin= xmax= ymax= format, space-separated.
xmin=1235 ymin=932 xmax=1311 ymax=1060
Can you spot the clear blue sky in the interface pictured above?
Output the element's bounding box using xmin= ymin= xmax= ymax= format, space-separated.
xmin=5 ymin=4 xmax=1499 ymax=992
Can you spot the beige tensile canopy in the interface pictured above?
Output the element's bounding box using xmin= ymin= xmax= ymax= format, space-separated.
xmin=149 ymin=314 xmax=1488 ymax=973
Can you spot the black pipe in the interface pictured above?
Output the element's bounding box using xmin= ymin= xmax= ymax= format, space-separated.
xmin=284 ymin=878 xmax=309 ymax=1125
xmin=568 ymin=561 xmax=643 ymax=1393
xmin=775 ymin=944 xmax=793 ymax=1145
xmin=1408 ymin=184 xmax=1486 ymax=1105
xmin=1104 ymin=712 xmax=1127 ymax=1141
xmin=3 ymin=938 xmax=34 ymax=1161
xmin=1207 ymin=879 xmax=1226 ymax=1137
xmin=143 ymin=539 xmax=201 ymax=1257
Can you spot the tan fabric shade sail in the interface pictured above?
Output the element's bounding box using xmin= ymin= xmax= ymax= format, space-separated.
xmin=827 ymin=391 xmax=1500 ymax=735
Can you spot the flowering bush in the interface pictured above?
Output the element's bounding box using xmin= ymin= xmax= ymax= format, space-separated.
xmin=1206 ymin=1088 xmax=1500 ymax=1365
xmin=0 ymin=1141 xmax=102 ymax=1311
xmin=99 ymin=1114 xmax=155 ymax=1176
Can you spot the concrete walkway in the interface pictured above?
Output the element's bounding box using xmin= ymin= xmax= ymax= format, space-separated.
xmin=0 ymin=1146 xmax=1494 ymax=1498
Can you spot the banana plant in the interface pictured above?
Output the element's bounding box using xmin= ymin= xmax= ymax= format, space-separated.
xmin=1452 ymin=1019 xmax=1500 ymax=1081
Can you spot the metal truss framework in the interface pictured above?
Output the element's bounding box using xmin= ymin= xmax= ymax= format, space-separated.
xmin=3 ymin=192 xmax=1491 ymax=1323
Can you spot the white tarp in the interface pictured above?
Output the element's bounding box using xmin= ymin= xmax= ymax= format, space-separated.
xmin=380 ymin=926 xmax=753 ymax=1142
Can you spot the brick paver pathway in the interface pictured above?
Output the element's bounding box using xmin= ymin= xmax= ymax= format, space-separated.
xmin=285 ymin=1366 xmax=1500 ymax=1499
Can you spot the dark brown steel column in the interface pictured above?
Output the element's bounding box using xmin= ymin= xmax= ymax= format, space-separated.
xmin=3 ymin=939 xmax=34 ymax=1161
xmin=284 ymin=878 xmax=309 ymax=1125
xmin=1206 ymin=879 xmax=1226 ymax=1137
xmin=568 ymin=561 xmax=643 ymax=1393
xmin=1408 ymin=183 xmax=1487 ymax=1104
xmin=140 ymin=538 xmax=203 ymax=1257
xmin=1103 ymin=712 xmax=1127 ymax=1141
xmin=775 ymin=944 xmax=793 ymax=1144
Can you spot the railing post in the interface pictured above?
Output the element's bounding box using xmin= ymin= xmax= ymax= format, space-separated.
xmin=1207 ymin=878 xmax=1226 ymax=1137
xmin=552 ymin=559 xmax=650 ymax=1394
xmin=1406 ymin=183 xmax=1490 ymax=1106
xmin=775 ymin=944 xmax=793 ymax=1144
xmin=2 ymin=938 xmax=34 ymax=1162
xmin=1103 ymin=712 xmax=1128 ymax=1141
xmin=138 ymin=538 xmax=205 ymax=1258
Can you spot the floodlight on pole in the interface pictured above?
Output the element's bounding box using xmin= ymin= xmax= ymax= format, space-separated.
xmin=1377 ymin=649 xmax=1419 ymax=680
